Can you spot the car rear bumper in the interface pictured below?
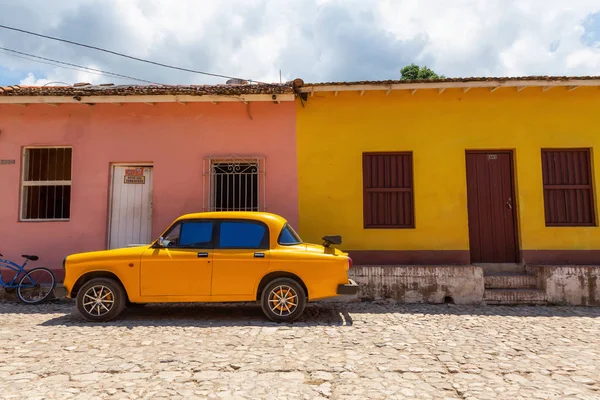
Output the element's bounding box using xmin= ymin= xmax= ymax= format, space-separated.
xmin=337 ymin=279 xmax=359 ymax=295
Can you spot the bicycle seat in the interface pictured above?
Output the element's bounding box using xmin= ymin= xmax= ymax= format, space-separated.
xmin=22 ymin=255 xmax=39 ymax=261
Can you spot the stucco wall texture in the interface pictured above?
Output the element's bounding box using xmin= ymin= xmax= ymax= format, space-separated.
xmin=296 ymin=87 xmax=600 ymax=257
xmin=0 ymin=102 xmax=298 ymax=278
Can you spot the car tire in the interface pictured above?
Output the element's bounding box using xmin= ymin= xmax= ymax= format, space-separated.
xmin=76 ymin=278 xmax=126 ymax=322
xmin=260 ymin=278 xmax=306 ymax=322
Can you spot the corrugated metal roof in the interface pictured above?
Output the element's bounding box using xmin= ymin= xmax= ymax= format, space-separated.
xmin=0 ymin=83 xmax=294 ymax=96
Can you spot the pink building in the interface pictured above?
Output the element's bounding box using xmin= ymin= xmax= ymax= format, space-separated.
xmin=0 ymin=83 xmax=298 ymax=280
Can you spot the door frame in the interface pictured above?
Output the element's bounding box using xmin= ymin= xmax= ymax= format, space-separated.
xmin=465 ymin=150 xmax=521 ymax=263
xmin=106 ymin=163 xmax=154 ymax=249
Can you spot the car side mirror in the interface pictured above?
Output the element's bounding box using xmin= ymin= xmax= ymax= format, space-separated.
xmin=155 ymin=237 xmax=166 ymax=248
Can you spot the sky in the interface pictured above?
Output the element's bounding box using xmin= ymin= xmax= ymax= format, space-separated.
xmin=0 ymin=0 xmax=599 ymax=87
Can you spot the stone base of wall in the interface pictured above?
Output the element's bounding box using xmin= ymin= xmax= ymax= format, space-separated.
xmin=532 ymin=266 xmax=600 ymax=306
xmin=348 ymin=265 xmax=600 ymax=307
xmin=348 ymin=265 xmax=485 ymax=305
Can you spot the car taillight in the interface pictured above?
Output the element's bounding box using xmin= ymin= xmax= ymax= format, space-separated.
xmin=348 ymin=257 xmax=353 ymax=269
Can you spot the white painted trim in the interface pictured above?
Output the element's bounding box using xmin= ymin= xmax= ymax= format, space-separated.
xmin=19 ymin=218 xmax=70 ymax=222
xmin=297 ymin=79 xmax=600 ymax=93
xmin=22 ymin=180 xmax=72 ymax=186
xmin=0 ymin=93 xmax=296 ymax=104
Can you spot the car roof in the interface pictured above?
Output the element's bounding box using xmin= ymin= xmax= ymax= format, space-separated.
xmin=175 ymin=211 xmax=287 ymax=225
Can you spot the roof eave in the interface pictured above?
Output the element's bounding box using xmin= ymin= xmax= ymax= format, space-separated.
xmin=298 ymin=79 xmax=600 ymax=93
xmin=0 ymin=93 xmax=296 ymax=104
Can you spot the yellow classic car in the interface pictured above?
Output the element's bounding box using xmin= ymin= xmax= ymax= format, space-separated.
xmin=63 ymin=211 xmax=358 ymax=322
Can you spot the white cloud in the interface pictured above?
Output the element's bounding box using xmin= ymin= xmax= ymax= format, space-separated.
xmin=19 ymin=72 xmax=51 ymax=86
xmin=1 ymin=0 xmax=600 ymax=86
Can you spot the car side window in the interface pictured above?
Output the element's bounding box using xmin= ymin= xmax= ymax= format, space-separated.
xmin=218 ymin=221 xmax=269 ymax=249
xmin=163 ymin=221 xmax=214 ymax=249
xmin=278 ymin=223 xmax=302 ymax=245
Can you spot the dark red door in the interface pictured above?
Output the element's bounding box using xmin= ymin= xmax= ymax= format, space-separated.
xmin=466 ymin=152 xmax=518 ymax=263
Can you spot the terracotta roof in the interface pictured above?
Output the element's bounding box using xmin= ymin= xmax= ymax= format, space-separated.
xmin=298 ymin=76 xmax=600 ymax=87
xmin=0 ymin=83 xmax=294 ymax=97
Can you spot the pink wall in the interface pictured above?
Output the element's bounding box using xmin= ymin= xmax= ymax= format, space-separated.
xmin=0 ymin=101 xmax=298 ymax=280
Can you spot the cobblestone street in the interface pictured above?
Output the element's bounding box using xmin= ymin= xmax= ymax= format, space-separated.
xmin=1 ymin=301 xmax=599 ymax=400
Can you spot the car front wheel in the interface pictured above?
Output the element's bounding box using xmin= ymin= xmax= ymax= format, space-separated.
xmin=260 ymin=278 xmax=306 ymax=322
xmin=76 ymin=278 xmax=126 ymax=322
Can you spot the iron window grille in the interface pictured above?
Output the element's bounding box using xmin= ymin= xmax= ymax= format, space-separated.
xmin=203 ymin=155 xmax=266 ymax=212
xmin=21 ymin=147 xmax=72 ymax=221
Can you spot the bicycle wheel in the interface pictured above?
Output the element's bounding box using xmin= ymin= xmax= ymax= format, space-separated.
xmin=17 ymin=268 xmax=56 ymax=304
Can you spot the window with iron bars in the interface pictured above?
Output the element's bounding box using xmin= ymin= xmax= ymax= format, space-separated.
xmin=204 ymin=156 xmax=266 ymax=212
xmin=21 ymin=147 xmax=72 ymax=221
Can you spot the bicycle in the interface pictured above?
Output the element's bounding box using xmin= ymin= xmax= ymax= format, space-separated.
xmin=0 ymin=253 xmax=56 ymax=304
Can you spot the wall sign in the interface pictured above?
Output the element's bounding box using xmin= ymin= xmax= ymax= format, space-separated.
xmin=0 ymin=159 xmax=16 ymax=165
xmin=124 ymin=176 xmax=145 ymax=184
xmin=125 ymin=167 xmax=144 ymax=176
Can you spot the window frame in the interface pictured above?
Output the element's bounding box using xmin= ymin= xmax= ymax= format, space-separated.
xmin=158 ymin=219 xmax=216 ymax=249
xmin=215 ymin=219 xmax=271 ymax=250
xmin=362 ymin=151 xmax=416 ymax=229
xmin=541 ymin=148 xmax=597 ymax=227
xmin=20 ymin=146 xmax=73 ymax=222
xmin=277 ymin=223 xmax=303 ymax=246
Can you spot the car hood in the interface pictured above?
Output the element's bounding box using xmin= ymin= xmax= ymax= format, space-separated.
xmin=66 ymin=245 xmax=150 ymax=264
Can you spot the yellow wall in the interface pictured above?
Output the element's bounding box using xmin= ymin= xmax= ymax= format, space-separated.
xmin=296 ymin=87 xmax=600 ymax=252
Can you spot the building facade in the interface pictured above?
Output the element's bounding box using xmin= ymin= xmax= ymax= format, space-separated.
xmin=0 ymin=84 xmax=297 ymax=280
xmin=294 ymin=78 xmax=600 ymax=266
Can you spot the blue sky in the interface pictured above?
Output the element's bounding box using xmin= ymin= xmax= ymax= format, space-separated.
xmin=0 ymin=0 xmax=599 ymax=86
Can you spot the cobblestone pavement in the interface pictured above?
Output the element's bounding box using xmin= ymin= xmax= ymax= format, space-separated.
xmin=1 ymin=301 xmax=599 ymax=400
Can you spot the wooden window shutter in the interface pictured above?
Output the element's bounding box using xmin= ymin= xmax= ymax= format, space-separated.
xmin=363 ymin=152 xmax=415 ymax=228
xmin=541 ymin=149 xmax=596 ymax=226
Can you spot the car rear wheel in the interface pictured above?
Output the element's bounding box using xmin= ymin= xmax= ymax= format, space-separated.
xmin=76 ymin=278 xmax=126 ymax=322
xmin=260 ymin=278 xmax=306 ymax=322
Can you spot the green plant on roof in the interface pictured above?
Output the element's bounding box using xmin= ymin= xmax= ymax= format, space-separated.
xmin=400 ymin=64 xmax=445 ymax=80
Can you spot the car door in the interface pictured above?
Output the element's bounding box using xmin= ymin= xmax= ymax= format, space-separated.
xmin=140 ymin=219 xmax=214 ymax=297
xmin=211 ymin=219 xmax=270 ymax=297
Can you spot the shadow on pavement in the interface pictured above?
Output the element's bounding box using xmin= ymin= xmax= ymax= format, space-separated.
xmin=37 ymin=303 xmax=355 ymax=328
xmin=3 ymin=300 xmax=599 ymax=328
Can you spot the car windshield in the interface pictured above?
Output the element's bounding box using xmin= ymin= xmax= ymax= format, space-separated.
xmin=278 ymin=223 xmax=302 ymax=245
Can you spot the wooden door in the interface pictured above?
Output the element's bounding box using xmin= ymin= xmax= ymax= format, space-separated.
xmin=108 ymin=166 xmax=153 ymax=249
xmin=466 ymin=152 xmax=518 ymax=263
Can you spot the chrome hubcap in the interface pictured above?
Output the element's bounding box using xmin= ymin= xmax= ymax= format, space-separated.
xmin=82 ymin=285 xmax=114 ymax=316
xmin=268 ymin=285 xmax=298 ymax=316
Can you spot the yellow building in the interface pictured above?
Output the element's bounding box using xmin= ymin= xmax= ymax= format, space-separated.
xmin=294 ymin=77 xmax=600 ymax=265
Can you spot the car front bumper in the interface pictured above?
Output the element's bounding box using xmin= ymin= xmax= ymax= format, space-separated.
xmin=337 ymin=279 xmax=359 ymax=295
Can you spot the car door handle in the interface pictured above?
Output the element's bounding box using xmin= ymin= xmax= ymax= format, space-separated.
xmin=254 ymin=252 xmax=265 ymax=258
xmin=197 ymin=252 xmax=209 ymax=258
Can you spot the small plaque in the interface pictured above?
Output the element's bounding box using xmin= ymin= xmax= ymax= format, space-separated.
xmin=124 ymin=176 xmax=145 ymax=184
xmin=125 ymin=167 xmax=144 ymax=176
xmin=0 ymin=159 xmax=15 ymax=165
xmin=488 ymin=154 xmax=498 ymax=160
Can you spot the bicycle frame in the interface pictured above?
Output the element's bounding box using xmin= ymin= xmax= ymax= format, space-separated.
xmin=0 ymin=257 xmax=35 ymax=289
